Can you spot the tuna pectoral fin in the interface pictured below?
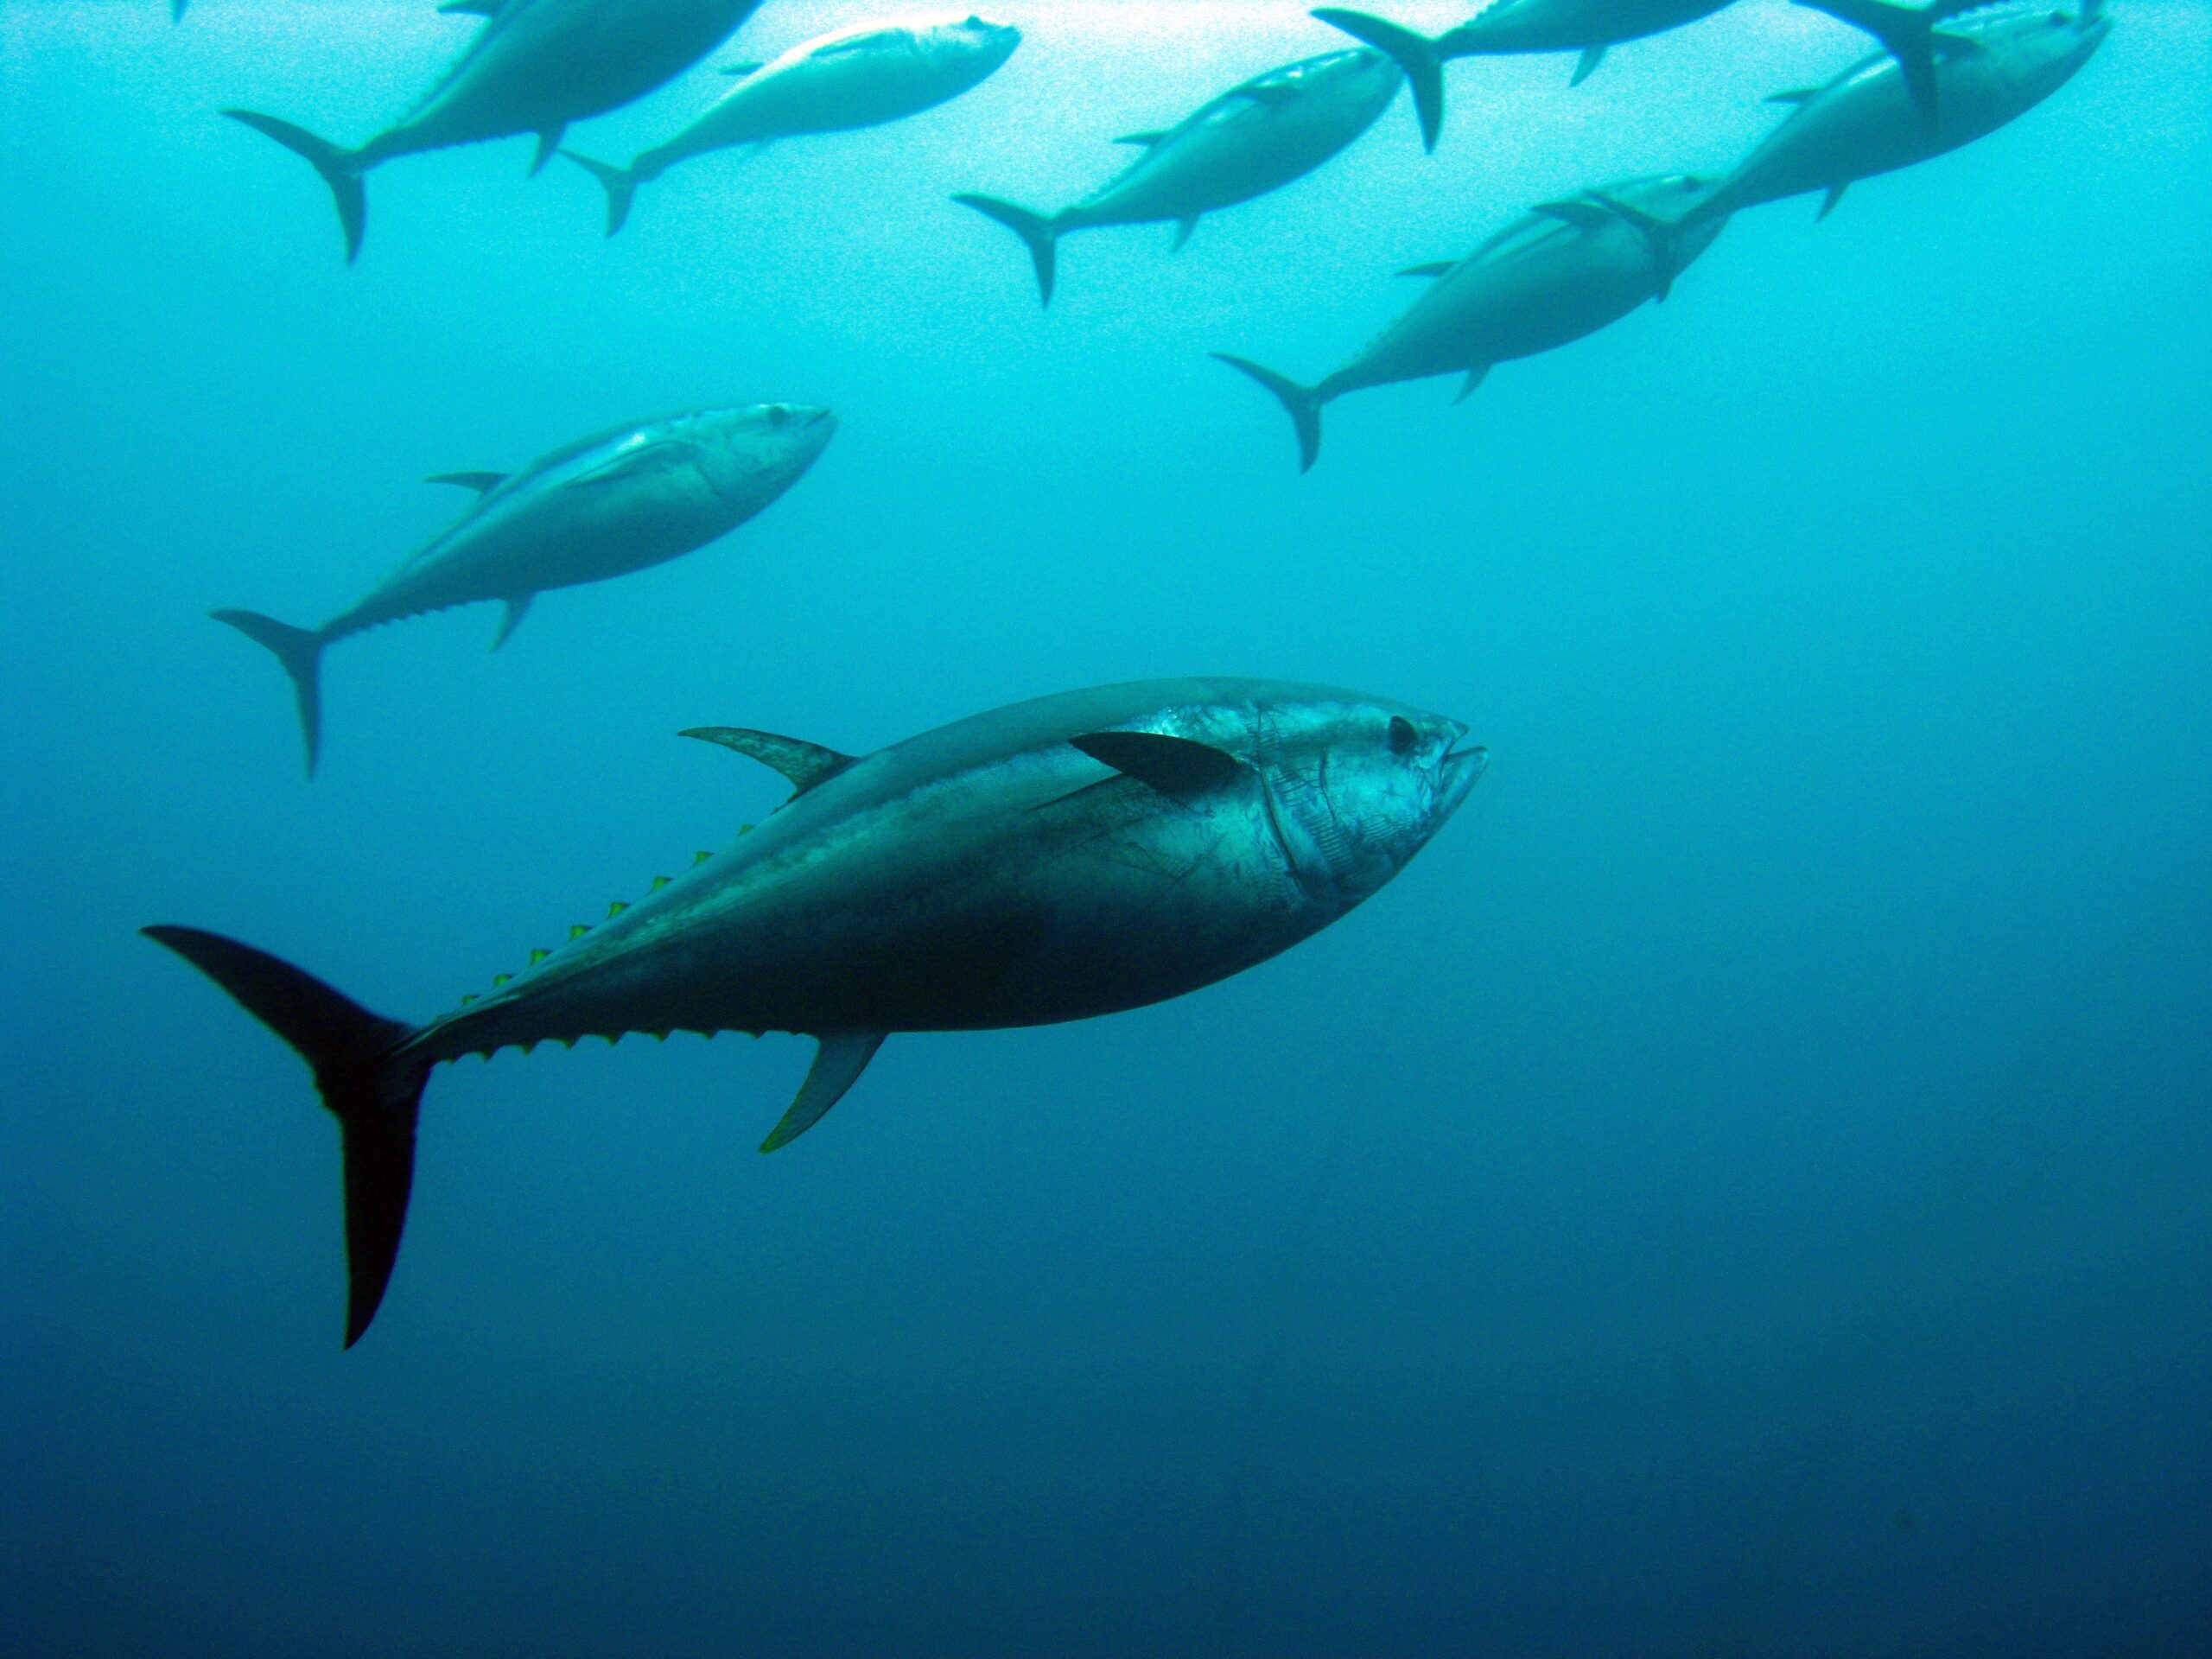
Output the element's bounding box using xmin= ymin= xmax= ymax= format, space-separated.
xmin=1211 ymin=353 xmax=1323 ymax=474
xmin=1569 ymin=44 xmax=1607 ymax=86
xmin=425 ymin=470 xmax=507 ymax=493
xmin=679 ymin=726 xmax=857 ymax=794
xmin=212 ymin=609 xmax=328 ymax=779
xmin=1070 ymin=730 xmax=1255 ymax=806
xmin=141 ymin=927 xmax=428 ymax=1347
xmin=223 ymin=110 xmax=366 ymax=264
xmin=491 ymin=594 xmax=532 ymax=651
xmin=560 ymin=150 xmax=639 ymax=236
xmin=952 ymin=194 xmax=1059 ymax=307
xmin=1311 ymin=9 xmax=1446 ymax=151
xmin=761 ymin=1033 xmax=886 ymax=1154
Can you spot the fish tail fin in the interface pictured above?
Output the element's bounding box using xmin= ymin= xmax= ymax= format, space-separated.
xmin=212 ymin=609 xmax=328 ymax=779
xmin=1793 ymin=0 xmax=1947 ymax=125
xmin=1311 ymin=9 xmax=1446 ymax=151
xmin=1583 ymin=191 xmax=1688 ymax=301
xmin=141 ymin=926 xmax=429 ymax=1348
xmin=1211 ymin=354 xmax=1323 ymax=474
xmin=560 ymin=150 xmax=639 ymax=237
xmin=222 ymin=109 xmax=367 ymax=262
xmin=952 ymin=194 xmax=1059 ymax=307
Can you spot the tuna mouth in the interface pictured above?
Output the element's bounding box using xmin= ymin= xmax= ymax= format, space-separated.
xmin=1436 ymin=742 xmax=1488 ymax=815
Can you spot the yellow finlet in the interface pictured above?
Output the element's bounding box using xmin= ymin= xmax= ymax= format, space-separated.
xmin=607 ymin=900 xmax=628 ymax=918
xmin=693 ymin=849 xmax=712 ymax=865
xmin=459 ymin=993 xmax=478 ymax=1005
xmin=529 ymin=948 xmax=549 ymax=964
xmin=569 ymin=923 xmax=590 ymax=940
xmin=651 ymin=874 xmax=671 ymax=890
xmin=493 ymin=973 xmax=512 ymax=987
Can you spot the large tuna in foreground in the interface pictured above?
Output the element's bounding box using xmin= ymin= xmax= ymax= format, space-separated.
xmin=214 ymin=404 xmax=836 ymax=777
xmin=146 ymin=677 xmax=1485 ymax=1344
xmin=224 ymin=0 xmax=764 ymax=260
xmin=1216 ymin=174 xmax=1726 ymax=471
xmin=953 ymin=47 xmax=1407 ymax=305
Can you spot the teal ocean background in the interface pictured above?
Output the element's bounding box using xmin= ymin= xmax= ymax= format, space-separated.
xmin=5 ymin=1 xmax=2209 ymax=1653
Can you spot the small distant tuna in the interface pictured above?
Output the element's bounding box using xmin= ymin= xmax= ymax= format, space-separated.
xmin=564 ymin=13 xmax=1022 ymax=236
xmin=1216 ymin=174 xmax=1726 ymax=471
xmin=144 ymin=677 xmax=1486 ymax=1344
xmin=213 ymin=404 xmax=836 ymax=776
xmin=1314 ymin=0 xmax=1735 ymax=145
xmin=223 ymin=0 xmax=765 ymax=260
xmin=1312 ymin=0 xmax=1985 ymax=150
xmin=954 ymin=47 xmax=1408 ymax=306
xmin=1682 ymin=0 xmax=2112 ymax=226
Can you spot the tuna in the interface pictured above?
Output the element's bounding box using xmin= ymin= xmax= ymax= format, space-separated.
xmin=1681 ymin=0 xmax=2112 ymax=226
xmin=144 ymin=677 xmax=1487 ymax=1344
xmin=222 ymin=0 xmax=765 ymax=260
xmin=953 ymin=48 xmax=1407 ymax=306
xmin=213 ymin=404 xmax=836 ymax=776
xmin=1314 ymin=0 xmax=1733 ymax=146
xmin=564 ymin=13 xmax=1022 ymax=236
xmin=1215 ymin=174 xmax=1727 ymax=471
xmin=1313 ymin=0 xmax=1996 ymax=150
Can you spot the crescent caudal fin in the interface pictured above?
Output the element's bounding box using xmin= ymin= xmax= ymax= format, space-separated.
xmin=142 ymin=927 xmax=429 ymax=1347
xmin=222 ymin=110 xmax=368 ymax=262
xmin=1311 ymin=10 xmax=1446 ymax=151
xmin=212 ymin=609 xmax=328 ymax=779
xmin=952 ymin=194 xmax=1059 ymax=307
xmin=1211 ymin=354 xmax=1324 ymax=474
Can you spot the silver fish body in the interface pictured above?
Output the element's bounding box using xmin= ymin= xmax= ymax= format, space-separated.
xmin=144 ymin=678 xmax=1486 ymax=1343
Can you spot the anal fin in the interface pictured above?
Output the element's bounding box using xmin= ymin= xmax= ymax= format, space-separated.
xmin=761 ymin=1033 xmax=886 ymax=1153
xmin=492 ymin=594 xmax=532 ymax=651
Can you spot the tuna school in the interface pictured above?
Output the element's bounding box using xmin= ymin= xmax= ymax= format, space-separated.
xmin=150 ymin=0 xmax=2110 ymax=1342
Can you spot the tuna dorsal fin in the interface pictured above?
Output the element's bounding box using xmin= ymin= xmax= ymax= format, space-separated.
xmin=1569 ymin=43 xmax=1607 ymax=86
xmin=718 ymin=58 xmax=764 ymax=75
xmin=760 ymin=1032 xmax=887 ymax=1153
xmin=1532 ymin=198 xmax=1614 ymax=232
xmin=1114 ymin=129 xmax=1170 ymax=146
xmin=491 ymin=594 xmax=532 ymax=651
xmin=1818 ymin=181 xmax=1850 ymax=219
xmin=529 ymin=125 xmax=565 ymax=177
xmin=1455 ymin=365 xmax=1489 ymax=403
xmin=1171 ymin=216 xmax=1198 ymax=252
xmin=1397 ymin=260 xmax=1454 ymax=278
xmin=425 ymin=470 xmax=506 ymax=493
xmin=680 ymin=727 xmax=858 ymax=793
xmin=1766 ymin=86 xmax=1821 ymax=105
xmin=1070 ymin=730 xmax=1253 ymax=805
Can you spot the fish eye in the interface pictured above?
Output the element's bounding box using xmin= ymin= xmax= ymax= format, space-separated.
xmin=766 ymin=405 xmax=791 ymax=429
xmin=1387 ymin=715 xmax=1418 ymax=756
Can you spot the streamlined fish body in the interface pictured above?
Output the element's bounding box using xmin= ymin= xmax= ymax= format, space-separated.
xmin=1694 ymin=0 xmax=2110 ymax=221
xmin=1313 ymin=0 xmax=1731 ymax=147
xmin=146 ymin=677 xmax=1487 ymax=1343
xmin=214 ymin=404 xmax=836 ymax=776
xmin=565 ymin=12 xmax=1022 ymax=234
xmin=954 ymin=48 xmax=1405 ymax=304
xmin=1216 ymin=174 xmax=1726 ymax=470
xmin=224 ymin=0 xmax=763 ymax=258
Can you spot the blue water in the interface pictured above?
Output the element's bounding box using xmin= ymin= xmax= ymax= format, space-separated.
xmin=6 ymin=2 xmax=2210 ymax=1653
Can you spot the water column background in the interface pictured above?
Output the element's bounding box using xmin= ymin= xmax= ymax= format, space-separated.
xmin=3 ymin=1 xmax=2209 ymax=1654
